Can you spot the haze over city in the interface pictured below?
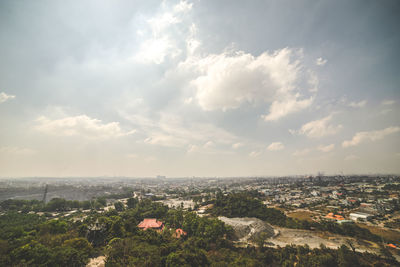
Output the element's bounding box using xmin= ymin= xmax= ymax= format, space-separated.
xmin=0 ymin=0 xmax=399 ymax=177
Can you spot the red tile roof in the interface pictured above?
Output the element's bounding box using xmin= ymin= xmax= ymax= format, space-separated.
xmin=138 ymin=218 xmax=163 ymax=230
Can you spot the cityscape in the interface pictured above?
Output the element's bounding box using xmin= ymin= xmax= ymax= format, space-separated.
xmin=0 ymin=0 xmax=399 ymax=266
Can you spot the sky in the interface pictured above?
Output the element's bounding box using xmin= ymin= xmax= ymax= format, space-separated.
xmin=0 ymin=0 xmax=399 ymax=177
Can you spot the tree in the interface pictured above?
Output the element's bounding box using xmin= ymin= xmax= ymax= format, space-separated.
xmin=114 ymin=201 xmax=125 ymax=212
xmin=127 ymin=198 xmax=138 ymax=209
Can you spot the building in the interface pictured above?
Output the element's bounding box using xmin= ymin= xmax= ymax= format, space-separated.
xmin=325 ymin=213 xmax=345 ymax=222
xmin=138 ymin=218 xmax=164 ymax=231
xmin=349 ymin=212 xmax=373 ymax=221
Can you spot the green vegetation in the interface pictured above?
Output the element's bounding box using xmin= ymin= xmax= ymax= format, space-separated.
xmin=0 ymin=212 xmax=93 ymax=266
xmin=211 ymin=192 xmax=287 ymax=225
xmin=210 ymin=192 xmax=382 ymax=242
xmin=0 ymin=195 xmax=397 ymax=266
xmin=0 ymin=197 xmax=107 ymax=212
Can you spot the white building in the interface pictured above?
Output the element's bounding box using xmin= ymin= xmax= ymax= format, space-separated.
xmin=349 ymin=212 xmax=373 ymax=221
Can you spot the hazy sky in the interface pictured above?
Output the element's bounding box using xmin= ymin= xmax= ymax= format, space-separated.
xmin=0 ymin=0 xmax=399 ymax=177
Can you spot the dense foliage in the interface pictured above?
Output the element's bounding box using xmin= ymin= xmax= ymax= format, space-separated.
xmin=0 ymin=212 xmax=93 ymax=266
xmin=0 ymin=197 xmax=107 ymax=212
xmin=0 ymin=195 xmax=397 ymax=266
xmin=212 ymin=192 xmax=287 ymax=226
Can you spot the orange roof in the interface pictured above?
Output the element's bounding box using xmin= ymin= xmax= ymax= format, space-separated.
xmin=387 ymin=244 xmax=397 ymax=248
xmin=325 ymin=214 xmax=345 ymax=220
xmin=173 ymin=228 xmax=187 ymax=238
xmin=176 ymin=228 xmax=187 ymax=235
xmin=138 ymin=218 xmax=163 ymax=230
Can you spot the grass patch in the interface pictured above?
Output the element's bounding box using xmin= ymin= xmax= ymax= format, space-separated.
xmin=287 ymin=211 xmax=314 ymax=222
xmin=356 ymin=223 xmax=400 ymax=244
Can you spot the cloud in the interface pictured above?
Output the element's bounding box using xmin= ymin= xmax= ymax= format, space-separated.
xmin=135 ymin=0 xmax=193 ymax=64
xmin=292 ymin=148 xmax=311 ymax=156
xmin=181 ymin=48 xmax=317 ymax=120
xmin=291 ymin=115 xmax=342 ymax=138
xmin=35 ymin=115 xmax=136 ymax=139
xmin=317 ymin=144 xmax=335 ymax=152
xmin=186 ymin=141 xmax=233 ymax=155
xmin=342 ymin=126 xmax=400 ymax=147
xmin=203 ymin=141 xmax=215 ymax=148
xmin=382 ymin=100 xmax=396 ymax=106
xmin=144 ymin=133 xmax=186 ymax=147
xmin=348 ymin=100 xmax=367 ymax=108
xmin=307 ymin=71 xmax=319 ymax=93
xmin=232 ymin=142 xmax=244 ymax=149
xmin=315 ymin=57 xmax=327 ymax=66
xmin=121 ymin=111 xmax=238 ymax=149
xmin=263 ymin=95 xmax=313 ymax=121
xmin=187 ymin=144 xmax=200 ymax=153
xmin=249 ymin=150 xmax=262 ymax=157
xmin=267 ymin=142 xmax=284 ymax=151
xmin=0 ymin=92 xmax=16 ymax=103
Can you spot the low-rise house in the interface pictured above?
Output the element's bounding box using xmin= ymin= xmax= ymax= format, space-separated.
xmin=349 ymin=212 xmax=373 ymax=221
xmin=325 ymin=213 xmax=345 ymax=222
xmin=138 ymin=218 xmax=164 ymax=231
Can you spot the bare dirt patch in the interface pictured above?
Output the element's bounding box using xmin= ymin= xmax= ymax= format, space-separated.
xmin=86 ymin=256 xmax=105 ymax=267
xmin=218 ymin=217 xmax=275 ymax=242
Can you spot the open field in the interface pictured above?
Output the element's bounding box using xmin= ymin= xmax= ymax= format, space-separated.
xmin=357 ymin=223 xmax=400 ymax=244
xmin=287 ymin=211 xmax=315 ymax=222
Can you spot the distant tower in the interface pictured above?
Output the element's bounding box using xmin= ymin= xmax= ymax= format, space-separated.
xmin=42 ymin=184 xmax=48 ymax=204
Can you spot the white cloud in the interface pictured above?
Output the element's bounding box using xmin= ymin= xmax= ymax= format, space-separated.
xmin=232 ymin=142 xmax=244 ymax=149
xmin=345 ymin=154 xmax=359 ymax=161
xmin=267 ymin=142 xmax=284 ymax=151
xmin=249 ymin=150 xmax=262 ymax=157
xmin=291 ymin=115 xmax=342 ymax=138
xmin=342 ymin=126 xmax=400 ymax=147
xmin=317 ymin=144 xmax=335 ymax=152
xmin=315 ymin=57 xmax=327 ymax=66
xmin=0 ymin=146 xmax=36 ymax=155
xmin=0 ymin=92 xmax=16 ymax=103
xmin=173 ymin=1 xmax=193 ymax=13
xmin=382 ymin=100 xmax=396 ymax=106
xmin=144 ymin=133 xmax=186 ymax=147
xmin=263 ymin=95 xmax=313 ymax=121
xmin=292 ymin=148 xmax=311 ymax=156
xmin=136 ymin=37 xmax=180 ymax=64
xmin=121 ymin=111 xmax=238 ymax=149
xmin=187 ymin=142 xmax=233 ymax=155
xmin=181 ymin=48 xmax=316 ymax=120
xmin=307 ymin=71 xmax=319 ymax=93
xmin=135 ymin=0 xmax=193 ymax=64
xmin=184 ymin=97 xmax=193 ymax=104
xmin=203 ymin=141 xmax=214 ymax=148
xmin=35 ymin=115 xmax=136 ymax=139
xmin=348 ymin=100 xmax=367 ymax=108
xmin=187 ymin=144 xmax=200 ymax=153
